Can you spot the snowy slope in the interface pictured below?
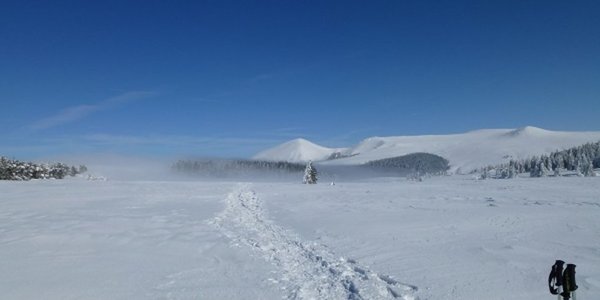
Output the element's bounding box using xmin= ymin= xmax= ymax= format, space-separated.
xmin=257 ymin=127 xmax=600 ymax=172
xmin=335 ymin=126 xmax=600 ymax=172
xmin=253 ymin=138 xmax=344 ymax=163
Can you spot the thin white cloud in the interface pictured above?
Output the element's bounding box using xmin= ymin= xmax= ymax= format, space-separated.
xmin=83 ymin=134 xmax=278 ymax=148
xmin=29 ymin=91 xmax=156 ymax=130
xmin=1 ymin=133 xmax=282 ymax=159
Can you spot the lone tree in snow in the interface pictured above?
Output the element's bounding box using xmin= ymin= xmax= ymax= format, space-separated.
xmin=303 ymin=161 xmax=318 ymax=184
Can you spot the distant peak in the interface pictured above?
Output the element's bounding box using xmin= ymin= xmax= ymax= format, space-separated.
xmin=288 ymin=138 xmax=311 ymax=144
xmin=282 ymin=138 xmax=319 ymax=147
xmin=505 ymin=126 xmax=550 ymax=137
xmin=518 ymin=125 xmax=544 ymax=131
xmin=252 ymin=138 xmax=337 ymax=163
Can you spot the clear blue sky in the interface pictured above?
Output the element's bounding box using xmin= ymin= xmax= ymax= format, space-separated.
xmin=2 ymin=0 xmax=599 ymax=159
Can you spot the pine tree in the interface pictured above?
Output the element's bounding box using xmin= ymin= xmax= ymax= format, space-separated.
xmin=303 ymin=161 xmax=318 ymax=184
xmin=539 ymin=160 xmax=551 ymax=177
xmin=529 ymin=159 xmax=539 ymax=177
xmin=581 ymin=160 xmax=595 ymax=177
xmin=507 ymin=165 xmax=517 ymax=178
xmin=480 ymin=168 xmax=488 ymax=179
xmin=70 ymin=166 xmax=78 ymax=176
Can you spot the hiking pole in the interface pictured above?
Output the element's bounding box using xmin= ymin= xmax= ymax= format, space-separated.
xmin=561 ymin=264 xmax=578 ymax=300
xmin=549 ymin=260 xmax=565 ymax=299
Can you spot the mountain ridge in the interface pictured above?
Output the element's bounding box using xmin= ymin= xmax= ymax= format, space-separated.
xmin=253 ymin=127 xmax=600 ymax=173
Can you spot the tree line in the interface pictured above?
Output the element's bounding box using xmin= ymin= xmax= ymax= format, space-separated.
xmin=0 ymin=156 xmax=87 ymax=181
xmin=172 ymin=159 xmax=305 ymax=177
xmin=364 ymin=152 xmax=450 ymax=176
xmin=477 ymin=141 xmax=600 ymax=178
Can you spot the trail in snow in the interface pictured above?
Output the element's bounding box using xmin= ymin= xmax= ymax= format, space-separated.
xmin=209 ymin=184 xmax=418 ymax=300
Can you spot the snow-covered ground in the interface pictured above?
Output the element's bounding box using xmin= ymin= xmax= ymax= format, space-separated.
xmin=1 ymin=176 xmax=599 ymax=299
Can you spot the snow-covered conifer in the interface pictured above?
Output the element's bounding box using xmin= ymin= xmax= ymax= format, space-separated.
xmin=580 ymin=160 xmax=595 ymax=177
xmin=303 ymin=161 xmax=318 ymax=184
xmin=0 ymin=157 xmax=82 ymax=181
xmin=539 ymin=160 xmax=551 ymax=177
xmin=507 ymin=165 xmax=517 ymax=178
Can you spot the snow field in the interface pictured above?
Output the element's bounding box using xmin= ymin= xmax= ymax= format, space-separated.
xmin=1 ymin=176 xmax=599 ymax=299
xmin=209 ymin=184 xmax=417 ymax=299
xmin=252 ymin=177 xmax=600 ymax=299
xmin=0 ymin=180 xmax=281 ymax=299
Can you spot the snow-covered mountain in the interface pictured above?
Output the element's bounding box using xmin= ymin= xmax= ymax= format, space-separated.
xmin=254 ymin=127 xmax=600 ymax=172
xmin=253 ymin=138 xmax=345 ymax=163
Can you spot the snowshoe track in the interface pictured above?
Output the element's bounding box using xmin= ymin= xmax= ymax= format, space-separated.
xmin=209 ymin=184 xmax=418 ymax=300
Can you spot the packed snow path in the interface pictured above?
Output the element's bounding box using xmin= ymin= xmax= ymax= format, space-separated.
xmin=209 ymin=184 xmax=418 ymax=300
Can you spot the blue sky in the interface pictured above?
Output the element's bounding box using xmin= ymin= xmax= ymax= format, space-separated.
xmin=1 ymin=1 xmax=599 ymax=159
